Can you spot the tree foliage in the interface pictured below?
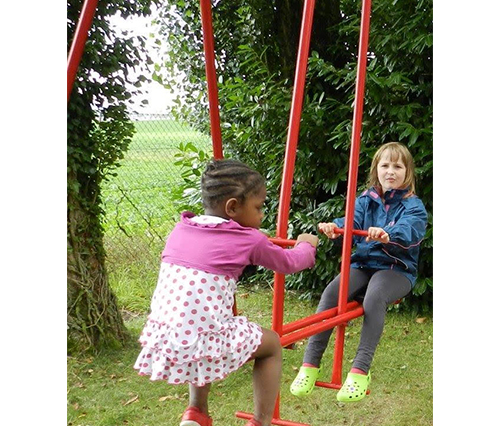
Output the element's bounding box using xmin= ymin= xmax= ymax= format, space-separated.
xmin=67 ymin=0 xmax=160 ymax=352
xmin=158 ymin=0 xmax=432 ymax=311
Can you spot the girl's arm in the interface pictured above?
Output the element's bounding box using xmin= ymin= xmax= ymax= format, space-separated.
xmin=249 ymin=233 xmax=317 ymax=275
xmin=322 ymin=197 xmax=367 ymax=243
xmin=385 ymin=200 xmax=428 ymax=249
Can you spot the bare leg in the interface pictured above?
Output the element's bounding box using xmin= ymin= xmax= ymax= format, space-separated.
xmin=249 ymin=328 xmax=282 ymax=426
xmin=188 ymin=383 xmax=211 ymax=416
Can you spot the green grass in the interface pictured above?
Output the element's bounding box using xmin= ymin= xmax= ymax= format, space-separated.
xmin=67 ymin=286 xmax=432 ymax=426
xmin=106 ymin=241 xmax=161 ymax=313
xmin=87 ymin=118 xmax=433 ymax=425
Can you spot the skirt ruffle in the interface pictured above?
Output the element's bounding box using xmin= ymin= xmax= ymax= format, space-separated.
xmin=134 ymin=316 xmax=262 ymax=386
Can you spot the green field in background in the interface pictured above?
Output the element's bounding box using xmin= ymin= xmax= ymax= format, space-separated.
xmin=102 ymin=119 xmax=210 ymax=237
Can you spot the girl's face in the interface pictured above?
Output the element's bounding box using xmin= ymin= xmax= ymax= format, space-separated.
xmin=232 ymin=186 xmax=266 ymax=229
xmin=377 ymin=151 xmax=407 ymax=193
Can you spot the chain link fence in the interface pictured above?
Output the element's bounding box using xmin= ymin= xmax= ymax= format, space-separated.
xmin=102 ymin=113 xmax=211 ymax=285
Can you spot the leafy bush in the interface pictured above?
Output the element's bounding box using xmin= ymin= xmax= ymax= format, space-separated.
xmin=163 ymin=0 xmax=432 ymax=311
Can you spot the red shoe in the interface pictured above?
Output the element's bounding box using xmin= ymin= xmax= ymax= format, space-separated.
xmin=244 ymin=419 xmax=262 ymax=426
xmin=180 ymin=406 xmax=213 ymax=426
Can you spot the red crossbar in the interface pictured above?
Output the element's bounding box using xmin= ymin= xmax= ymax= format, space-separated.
xmin=280 ymin=305 xmax=365 ymax=348
xmin=282 ymin=301 xmax=359 ymax=335
xmin=268 ymin=237 xmax=296 ymax=247
xmin=333 ymin=227 xmax=368 ymax=237
xmin=269 ymin=228 xmax=368 ymax=249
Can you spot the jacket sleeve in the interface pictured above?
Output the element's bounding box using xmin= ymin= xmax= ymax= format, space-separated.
xmin=385 ymin=199 xmax=427 ymax=252
xmin=249 ymin=233 xmax=316 ymax=274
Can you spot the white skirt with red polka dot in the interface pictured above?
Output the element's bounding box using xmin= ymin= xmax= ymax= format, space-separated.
xmin=134 ymin=262 xmax=263 ymax=386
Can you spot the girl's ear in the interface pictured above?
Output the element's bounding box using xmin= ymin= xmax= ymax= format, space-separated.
xmin=225 ymin=198 xmax=239 ymax=218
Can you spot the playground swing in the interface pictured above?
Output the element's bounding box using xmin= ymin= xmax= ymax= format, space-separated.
xmin=67 ymin=0 xmax=375 ymax=425
xmin=201 ymin=1 xmax=374 ymax=424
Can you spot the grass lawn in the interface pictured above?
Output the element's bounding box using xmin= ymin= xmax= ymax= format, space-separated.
xmin=82 ymin=118 xmax=433 ymax=425
xmin=67 ymin=286 xmax=432 ymax=426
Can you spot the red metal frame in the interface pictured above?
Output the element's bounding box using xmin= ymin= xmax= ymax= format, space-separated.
xmin=329 ymin=0 xmax=373 ymax=388
xmin=67 ymin=0 xmax=100 ymax=102
xmin=198 ymin=0 xmax=373 ymax=423
xmin=68 ymin=0 xmax=373 ymax=423
xmin=200 ymin=0 xmax=224 ymax=159
xmin=270 ymin=228 xmax=368 ymax=248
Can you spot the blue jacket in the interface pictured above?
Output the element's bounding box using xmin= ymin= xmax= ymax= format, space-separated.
xmin=333 ymin=187 xmax=428 ymax=287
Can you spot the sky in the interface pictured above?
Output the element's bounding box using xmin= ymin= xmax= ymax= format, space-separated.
xmin=109 ymin=7 xmax=177 ymax=114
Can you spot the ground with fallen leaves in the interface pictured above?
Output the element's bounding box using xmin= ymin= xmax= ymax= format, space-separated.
xmin=67 ymin=287 xmax=432 ymax=426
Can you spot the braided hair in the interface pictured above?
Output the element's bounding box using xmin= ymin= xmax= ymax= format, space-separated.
xmin=201 ymin=159 xmax=265 ymax=209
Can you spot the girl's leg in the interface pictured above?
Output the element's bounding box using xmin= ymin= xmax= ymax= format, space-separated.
xmin=303 ymin=268 xmax=371 ymax=366
xmin=352 ymin=270 xmax=411 ymax=373
xmin=187 ymin=383 xmax=211 ymax=416
xmin=249 ymin=328 xmax=283 ymax=426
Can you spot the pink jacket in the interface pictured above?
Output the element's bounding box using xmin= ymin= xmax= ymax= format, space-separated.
xmin=162 ymin=212 xmax=316 ymax=279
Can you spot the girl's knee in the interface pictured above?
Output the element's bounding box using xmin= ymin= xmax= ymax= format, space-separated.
xmin=362 ymin=294 xmax=389 ymax=315
xmin=268 ymin=329 xmax=282 ymax=353
xmin=362 ymin=294 xmax=381 ymax=308
xmin=257 ymin=329 xmax=282 ymax=357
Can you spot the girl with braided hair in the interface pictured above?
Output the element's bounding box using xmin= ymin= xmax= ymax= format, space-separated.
xmin=135 ymin=158 xmax=319 ymax=426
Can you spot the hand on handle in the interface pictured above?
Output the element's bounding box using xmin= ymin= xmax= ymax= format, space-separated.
xmin=318 ymin=222 xmax=341 ymax=239
xmin=296 ymin=233 xmax=319 ymax=247
xmin=365 ymin=226 xmax=390 ymax=243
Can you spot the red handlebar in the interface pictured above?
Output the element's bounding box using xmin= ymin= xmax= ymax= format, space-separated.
xmin=268 ymin=237 xmax=296 ymax=247
xmin=268 ymin=227 xmax=369 ymax=248
xmin=332 ymin=227 xmax=369 ymax=237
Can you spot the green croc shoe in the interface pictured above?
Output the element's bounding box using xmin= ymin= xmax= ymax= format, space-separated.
xmin=290 ymin=366 xmax=320 ymax=397
xmin=336 ymin=371 xmax=371 ymax=402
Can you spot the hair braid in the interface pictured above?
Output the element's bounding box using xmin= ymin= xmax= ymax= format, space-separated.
xmin=201 ymin=159 xmax=265 ymax=209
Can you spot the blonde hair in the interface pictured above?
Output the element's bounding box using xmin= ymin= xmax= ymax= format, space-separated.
xmin=367 ymin=142 xmax=416 ymax=196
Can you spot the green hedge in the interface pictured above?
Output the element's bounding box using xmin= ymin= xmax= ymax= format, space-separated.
xmin=164 ymin=0 xmax=432 ymax=312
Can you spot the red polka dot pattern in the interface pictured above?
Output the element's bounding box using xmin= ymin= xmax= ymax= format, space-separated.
xmin=134 ymin=263 xmax=263 ymax=386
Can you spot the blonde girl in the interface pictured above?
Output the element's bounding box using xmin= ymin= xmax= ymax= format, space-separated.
xmin=290 ymin=142 xmax=427 ymax=402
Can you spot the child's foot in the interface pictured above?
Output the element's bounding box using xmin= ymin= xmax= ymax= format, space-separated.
xmin=290 ymin=365 xmax=320 ymax=397
xmin=180 ymin=406 xmax=213 ymax=426
xmin=336 ymin=370 xmax=371 ymax=402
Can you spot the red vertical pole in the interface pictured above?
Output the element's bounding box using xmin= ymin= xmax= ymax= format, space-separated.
xmin=275 ymin=0 xmax=316 ymax=240
xmin=67 ymin=0 xmax=100 ymax=102
xmin=272 ymin=0 xmax=316 ymax=334
xmin=331 ymin=0 xmax=372 ymax=385
xmin=270 ymin=1 xmax=315 ymax=423
xmin=236 ymin=0 xmax=316 ymax=422
xmin=199 ymin=0 xmax=224 ymax=159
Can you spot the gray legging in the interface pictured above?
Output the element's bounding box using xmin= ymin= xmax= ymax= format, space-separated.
xmin=303 ymin=268 xmax=411 ymax=373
